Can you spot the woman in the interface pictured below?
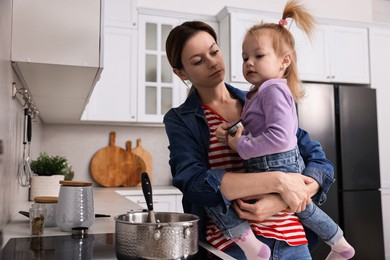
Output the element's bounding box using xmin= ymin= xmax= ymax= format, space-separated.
xmin=164 ymin=21 xmax=334 ymax=259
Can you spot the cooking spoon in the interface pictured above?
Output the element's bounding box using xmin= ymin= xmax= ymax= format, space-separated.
xmin=141 ymin=172 xmax=156 ymax=223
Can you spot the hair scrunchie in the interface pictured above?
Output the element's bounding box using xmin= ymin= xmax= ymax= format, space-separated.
xmin=279 ymin=19 xmax=288 ymax=27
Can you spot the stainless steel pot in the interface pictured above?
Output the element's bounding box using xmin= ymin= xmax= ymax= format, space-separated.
xmin=114 ymin=211 xmax=199 ymax=259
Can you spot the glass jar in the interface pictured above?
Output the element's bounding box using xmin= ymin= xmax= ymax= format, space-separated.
xmin=33 ymin=196 xmax=58 ymax=227
xmin=29 ymin=203 xmax=47 ymax=235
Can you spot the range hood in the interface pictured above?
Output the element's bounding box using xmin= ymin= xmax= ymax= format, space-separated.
xmin=11 ymin=0 xmax=103 ymax=124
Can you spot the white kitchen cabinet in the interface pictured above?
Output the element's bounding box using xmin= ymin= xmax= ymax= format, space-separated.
xmin=218 ymin=7 xmax=278 ymax=86
xmin=83 ymin=11 xmax=188 ymax=124
xmin=84 ymin=7 xmax=217 ymax=124
xmin=218 ymin=7 xmax=370 ymax=85
xmin=11 ymin=0 xmax=103 ymax=123
xmin=137 ymin=11 xmax=218 ymax=123
xmin=292 ymin=23 xmax=370 ymax=84
xmin=104 ymin=0 xmax=138 ymax=29
xmin=125 ymin=195 xmax=181 ymax=212
xmin=82 ymin=27 xmax=138 ymax=122
xmin=116 ymin=186 xmax=184 ymax=213
xmin=137 ymin=14 xmax=188 ymax=123
xmin=82 ymin=0 xmax=138 ymax=122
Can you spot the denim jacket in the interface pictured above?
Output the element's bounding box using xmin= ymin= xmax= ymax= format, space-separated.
xmin=163 ymin=83 xmax=335 ymax=242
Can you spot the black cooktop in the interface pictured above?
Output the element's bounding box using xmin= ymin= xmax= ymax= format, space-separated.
xmin=0 ymin=233 xmax=220 ymax=260
xmin=0 ymin=233 xmax=117 ymax=260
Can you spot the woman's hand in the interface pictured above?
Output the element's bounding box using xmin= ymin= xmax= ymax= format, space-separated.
xmin=233 ymin=194 xmax=287 ymax=221
xmin=278 ymin=173 xmax=313 ymax=213
xmin=233 ymin=175 xmax=319 ymax=221
xmin=216 ymin=122 xmax=229 ymax=143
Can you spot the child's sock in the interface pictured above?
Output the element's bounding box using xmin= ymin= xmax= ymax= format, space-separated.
xmin=233 ymin=229 xmax=271 ymax=260
xmin=326 ymin=236 xmax=355 ymax=260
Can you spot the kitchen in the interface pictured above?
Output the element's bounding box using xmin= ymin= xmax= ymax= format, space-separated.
xmin=1 ymin=0 xmax=390 ymax=259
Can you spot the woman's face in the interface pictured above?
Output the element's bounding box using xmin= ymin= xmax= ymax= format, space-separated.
xmin=176 ymin=31 xmax=225 ymax=89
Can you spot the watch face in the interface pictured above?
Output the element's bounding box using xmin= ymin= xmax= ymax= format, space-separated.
xmin=227 ymin=120 xmax=243 ymax=137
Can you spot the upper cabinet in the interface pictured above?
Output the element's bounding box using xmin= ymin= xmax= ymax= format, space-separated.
xmin=137 ymin=14 xmax=188 ymax=123
xmin=83 ymin=6 xmax=218 ymax=124
xmin=82 ymin=0 xmax=138 ymax=122
xmin=369 ymin=27 xmax=390 ymax=89
xmin=218 ymin=7 xmax=370 ymax=86
xmin=83 ymin=8 xmax=188 ymax=124
xmin=34 ymin=4 xmax=372 ymax=124
xmin=218 ymin=8 xmax=278 ymax=88
xmin=11 ymin=0 xmax=103 ymax=123
xmin=292 ymin=24 xmax=370 ymax=84
xmin=137 ymin=11 xmax=218 ymax=123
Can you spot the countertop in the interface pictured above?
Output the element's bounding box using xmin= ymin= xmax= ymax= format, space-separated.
xmin=1 ymin=187 xmax=143 ymax=248
xmin=1 ymin=187 xmax=234 ymax=259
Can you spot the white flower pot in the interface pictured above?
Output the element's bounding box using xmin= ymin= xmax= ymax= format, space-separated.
xmin=29 ymin=175 xmax=64 ymax=201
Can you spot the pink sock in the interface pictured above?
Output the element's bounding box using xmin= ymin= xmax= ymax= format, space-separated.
xmin=233 ymin=229 xmax=271 ymax=260
xmin=326 ymin=237 xmax=355 ymax=260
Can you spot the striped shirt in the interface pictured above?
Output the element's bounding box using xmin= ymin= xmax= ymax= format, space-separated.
xmin=203 ymin=105 xmax=308 ymax=251
xmin=203 ymin=105 xmax=244 ymax=172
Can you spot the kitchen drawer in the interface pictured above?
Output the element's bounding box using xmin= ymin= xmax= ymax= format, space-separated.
xmin=125 ymin=194 xmax=183 ymax=213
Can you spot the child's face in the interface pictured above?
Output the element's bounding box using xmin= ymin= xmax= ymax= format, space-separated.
xmin=242 ymin=33 xmax=285 ymax=86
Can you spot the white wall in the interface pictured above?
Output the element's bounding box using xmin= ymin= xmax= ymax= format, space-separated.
xmin=40 ymin=124 xmax=171 ymax=186
xmin=370 ymin=26 xmax=390 ymax=260
xmin=0 ymin=0 xmax=42 ymax=230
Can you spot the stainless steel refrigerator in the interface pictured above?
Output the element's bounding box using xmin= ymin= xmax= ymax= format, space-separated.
xmin=297 ymin=83 xmax=385 ymax=260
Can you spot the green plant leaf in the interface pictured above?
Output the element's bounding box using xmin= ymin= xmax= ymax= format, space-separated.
xmin=30 ymin=153 xmax=74 ymax=180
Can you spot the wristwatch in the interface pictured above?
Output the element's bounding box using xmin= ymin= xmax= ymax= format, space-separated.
xmin=227 ymin=120 xmax=244 ymax=137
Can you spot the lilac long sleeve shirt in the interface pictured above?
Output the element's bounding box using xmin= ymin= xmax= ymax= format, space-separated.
xmin=237 ymin=78 xmax=298 ymax=160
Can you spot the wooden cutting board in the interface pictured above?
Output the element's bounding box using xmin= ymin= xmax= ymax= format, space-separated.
xmin=90 ymin=132 xmax=129 ymax=187
xmin=121 ymin=141 xmax=146 ymax=187
xmin=132 ymin=138 xmax=153 ymax=182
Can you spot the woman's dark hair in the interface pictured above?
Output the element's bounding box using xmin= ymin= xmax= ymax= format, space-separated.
xmin=165 ymin=21 xmax=217 ymax=70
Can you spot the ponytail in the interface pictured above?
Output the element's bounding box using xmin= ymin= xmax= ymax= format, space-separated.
xmin=245 ymin=0 xmax=315 ymax=101
xmin=282 ymin=0 xmax=315 ymax=40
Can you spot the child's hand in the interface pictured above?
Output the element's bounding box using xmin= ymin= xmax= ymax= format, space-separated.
xmin=227 ymin=124 xmax=243 ymax=152
xmin=216 ymin=122 xmax=230 ymax=143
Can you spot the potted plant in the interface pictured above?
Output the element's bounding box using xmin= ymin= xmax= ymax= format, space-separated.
xmin=29 ymin=153 xmax=74 ymax=200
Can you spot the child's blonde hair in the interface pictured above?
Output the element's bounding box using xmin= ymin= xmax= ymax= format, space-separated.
xmin=245 ymin=0 xmax=315 ymax=101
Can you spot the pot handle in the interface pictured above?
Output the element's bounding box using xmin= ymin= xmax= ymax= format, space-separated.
xmin=141 ymin=172 xmax=153 ymax=212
